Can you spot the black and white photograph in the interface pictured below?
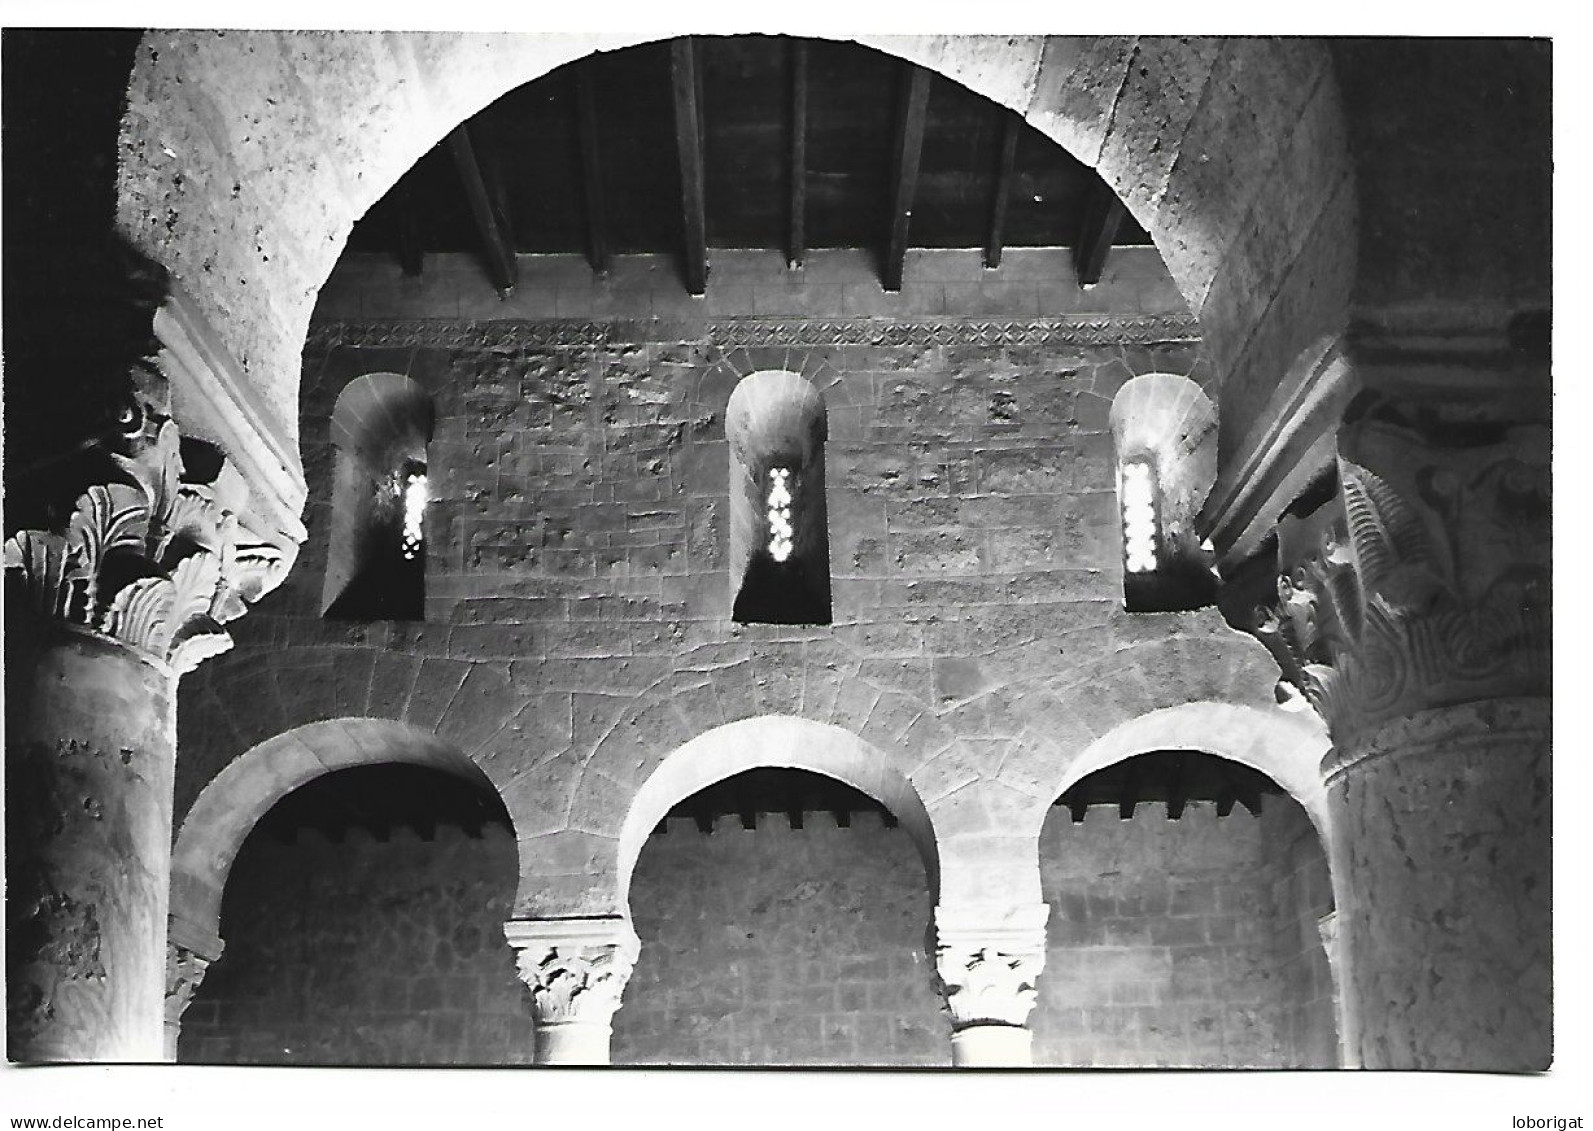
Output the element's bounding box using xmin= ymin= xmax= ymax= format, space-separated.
xmin=0 ymin=8 xmax=1572 ymax=1128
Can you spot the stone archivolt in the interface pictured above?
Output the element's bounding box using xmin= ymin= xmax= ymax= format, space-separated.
xmin=1250 ymin=411 xmax=1549 ymax=746
xmin=4 ymin=385 xmax=287 ymax=674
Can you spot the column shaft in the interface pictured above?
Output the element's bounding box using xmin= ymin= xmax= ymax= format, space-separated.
xmin=1327 ymin=698 xmax=1550 ymax=1070
xmin=6 ymin=624 xmax=176 ymax=1061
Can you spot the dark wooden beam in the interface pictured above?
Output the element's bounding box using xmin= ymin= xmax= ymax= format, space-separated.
xmin=447 ymin=124 xmax=517 ymax=297
xmin=393 ymin=180 xmax=424 ymax=278
xmin=983 ymin=113 xmax=1021 ymax=270
xmin=1237 ymin=782 xmax=1264 ymax=818
xmin=671 ymin=38 xmax=708 ymax=295
xmin=1215 ymin=782 xmax=1237 ymax=819
xmin=1117 ymin=759 xmax=1140 ymax=821
xmin=1075 ymin=180 xmax=1127 ymax=287
xmin=1166 ymin=751 xmax=1190 ymax=821
xmin=882 ymin=64 xmax=931 ymax=292
xmin=787 ymin=40 xmax=808 ymax=269
xmin=571 ymin=70 xmax=610 ymax=277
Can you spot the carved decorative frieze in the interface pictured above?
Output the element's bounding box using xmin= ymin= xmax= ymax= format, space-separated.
xmin=1248 ymin=408 xmax=1550 ymax=744
xmin=933 ymin=904 xmax=1049 ymax=1031
xmin=305 ymin=313 xmax=1201 ymax=354
xmin=4 ymin=377 xmax=288 ymax=673
xmin=503 ymin=918 xmax=640 ymax=1028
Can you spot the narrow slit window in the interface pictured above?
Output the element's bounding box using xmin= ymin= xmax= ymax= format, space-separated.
xmin=1110 ymin=373 xmax=1219 ymax=614
xmin=322 ymin=373 xmax=434 ymax=622
xmin=400 ymin=462 xmax=428 ymax=562
xmin=1120 ymin=459 xmax=1160 ymax=575
xmin=726 ymin=371 xmax=831 ymax=626
xmin=766 ymin=466 xmax=794 ymax=562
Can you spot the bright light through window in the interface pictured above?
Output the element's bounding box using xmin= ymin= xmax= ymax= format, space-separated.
xmin=1121 ymin=460 xmax=1158 ymax=574
xmin=401 ymin=470 xmax=428 ymax=561
xmin=767 ymin=466 xmax=794 ymax=562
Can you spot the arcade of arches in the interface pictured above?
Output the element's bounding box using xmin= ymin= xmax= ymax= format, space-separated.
xmin=3 ymin=32 xmax=1550 ymax=1071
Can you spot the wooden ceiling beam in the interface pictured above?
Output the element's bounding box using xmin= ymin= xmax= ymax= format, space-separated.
xmin=571 ymin=70 xmax=610 ymax=277
xmin=787 ymin=40 xmax=808 ymax=270
xmin=1117 ymin=759 xmax=1140 ymax=821
xmin=1166 ymin=751 xmax=1190 ymax=821
xmin=1215 ymin=781 xmax=1237 ymax=819
xmin=393 ymin=179 xmax=424 ymax=278
xmin=882 ymin=64 xmax=931 ymax=292
xmin=983 ymin=113 xmax=1021 ymax=270
xmin=447 ymin=124 xmax=517 ymax=297
xmin=1075 ymin=180 xmax=1127 ymax=288
xmin=671 ymin=38 xmax=708 ymax=295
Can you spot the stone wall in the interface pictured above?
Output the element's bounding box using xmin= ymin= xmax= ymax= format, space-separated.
xmin=176 ymin=248 xmax=1293 ymax=923
xmin=177 ymin=792 xmax=1333 ymax=1066
xmin=177 ymin=822 xmax=531 ymax=1065
xmin=617 ymin=812 xmax=943 ymax=1066
xmin=1034 ymin=798 xmax=1334 ymax=1068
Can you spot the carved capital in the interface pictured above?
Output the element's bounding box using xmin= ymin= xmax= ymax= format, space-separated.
xmin=164 ymin=919 xmax=223 ymax=1059
xmin=503 ymin=917 xmax=639 ymax=1029
xmin=1247 ymin=408 xmax=1549 ymax=745
xmin=933 ymin=904 xmax=1049 ymax=1031
xmin=4 ymin=378 xmax=292 ymax=674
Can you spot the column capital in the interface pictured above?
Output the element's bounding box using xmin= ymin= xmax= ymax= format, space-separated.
xmin=3 ymin=367 xmax=295 ymax=675
xmin=1243 ymin=402 xmax=1549 ymax=746
xmin=164 ymin=919 xmax=224 ymax=1062
xmin=933 ymin=902 xmax=1049 ymax=1031
xmin=504 ymin=916 xmax=639 ymax=1064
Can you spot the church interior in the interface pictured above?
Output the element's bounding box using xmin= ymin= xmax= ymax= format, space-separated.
xmin=2 ymin=30 xmax=1551 ymax=1074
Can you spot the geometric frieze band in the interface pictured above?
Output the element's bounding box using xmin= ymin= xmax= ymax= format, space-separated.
xmin=304 ymin=313 xmax=1203 ymax=354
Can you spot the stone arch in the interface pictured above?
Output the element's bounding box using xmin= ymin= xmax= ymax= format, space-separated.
xmin=117 ymin=33 xmax=1353 ymax=517
xmin=1033 ymin=701 xmax=1332 ymax=848
xmin=169 ymin=717 xmax=515 ymax=943
xmin=616 ymin=716 xmax=940 ymax=910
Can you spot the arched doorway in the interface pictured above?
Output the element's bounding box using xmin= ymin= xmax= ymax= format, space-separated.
xmin=1034 ymin=746 xmax=1337 ymax=1067
xmin=617 ymin=768 xmax=942 ymax=1066
xmin=177 ymin=762 xmax=525 ymax=1064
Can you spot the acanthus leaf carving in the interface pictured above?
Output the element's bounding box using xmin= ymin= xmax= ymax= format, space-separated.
xmin=1250 ymin=418 xmax=1550 ymax=745
xmin=2 ymin=530 xmax=68 ymax=620
xmin=519 ymin=945 xmax=635 ymax=1026
xmin=933 ymin=905 xmax=1049 ymax=1032
xmin=5 ymin=390 xmax=278 ymax=674
xmin=935 ymin=944 xmax=1044 ymax=1029
xmin=504 ymin=918 xmax=640 ymax=1030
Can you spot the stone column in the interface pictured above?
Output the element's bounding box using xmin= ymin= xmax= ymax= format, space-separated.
xmin=504 ymin=917 xmax=640 ymax=1065
xmin=1246 ymin=393 xmax=1550 ymax=1070
xmin=933 ymin=903 xmax=1049 ymax=1067
xmin=4 ymin=374 xmax=289 ymax=1062
xmin=163 ymin=917 xmax=224 ymax=1061
xmin=5 ymin=622 xmax=176 ymax=1061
